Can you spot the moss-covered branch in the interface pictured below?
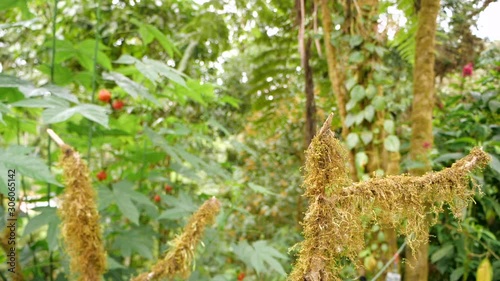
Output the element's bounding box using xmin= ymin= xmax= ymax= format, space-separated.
xmin=131 ymin=197 xmax=221 ymax=281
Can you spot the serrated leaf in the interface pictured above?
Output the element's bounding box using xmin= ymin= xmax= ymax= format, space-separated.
xmin=158 ymin=191 xmax=197 ymax=220
xmin=42 ymin=104 xmax=108 ymax=128
xmin=233 ymin=240 xmax=286 ymax=276
xmin=430 ymin=243 xmax=454 ymax=263
xmin=346 ymin=133 xmax=359 ymax=149
xmin=112 ymin=227 xmax=154 ymax=259
xmin=143 ymin=58 xmax=186 ymax=87
xmin=113 ymin=184 xmax=139 ymax=225
xmin=0 ymin=146 xmax=60 ymax=194
xmin=384 ymin=135 xmax=400 ymax=152
xmin=0 ymin=74 xmax=31 ymax=88
xmin=103 ymin=72 xmax=158 ymax=104
xmin=11 ymin=96 xmax=70 ymax=109
xmin=114 ymin=54 xmax=138 ymax=64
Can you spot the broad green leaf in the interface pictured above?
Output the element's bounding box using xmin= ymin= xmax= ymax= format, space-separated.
xmin=364 ymin=105 xmax=375 ymax=122
xmin=143 ymin=58 xmax=186 ymax=87
xmin=248 ymin=182 xmax=276 ymax=196
xmin=139 ymin=24 xmax=155 ymax=44
xmin=157 ymin=191 xmax=198 ymax=220
xmin=488 ymin=100 xmax=500 ymax=113
xmin=233 ymin=240 xmax=286 ymax=276
xmin=0 ymin=74 xmax=31 ymax=88
xmin=103 ymin=72 xmax=158 ymax=104
xmin=366 ymin=84 xmax=377 ymax=98
xmin=42 ymin=104 xmax=108 ymax=128
xmin=0 ymin=146 xmax=60 ymax=194
xmin=113 ymin=182 xmax=139 ymax=225
xmin=47 ymin=218 xmax=60 ymax=251
xmin=384 ymin=135 xmax=400 ymax=152
xmin=383 ymin=119 xmax=395 ymax=134
xmin=372 ymin=95 xmax=386 ymax=111
xmin=23 ymin=207 xmax=59 ymax=236
xmin=348 ymin=51 xmax=364 ymax=64
xmin=346 ymin=133 xmax=359 ymax=149
xmin=450 ymin=268 xmax=463 ymax=281
xmin=114 ymin=54 xmax=138 ymax=64
xmin=434 ymin=153 xmax=464 ymax=163
xmin=346 ymin=99 xmax=357 ymax=111
xmin=488 ymin=153 xmax=500 ymax=175
xmin=345 ymin=113 xmax=356 ymax=128
xmin=351 ymin=85 xmax=365 ymax=102
xmin=355 ymin=112 xmax=365 ymax=125
xmin=431 ymin=243 xmax=454 ymax=263
xmin=349 ymin=35 xmax=363 ymax=48
xmin=145 ymin=24 xmax=177 ymax=57
xmin=0 ymin=102 xmax=11 ymax=124
xmin=361 ymin=131 xmax=373 ymax=145
xmin=355 ymin=151 xmax=368 ymax=168
xmin=97 ymin=185 xmax=114 ymax=211
xmin=12 ymin=96 xmax=70 ymax=108
xmin=112 ymin=227 xmax=154 ymax=259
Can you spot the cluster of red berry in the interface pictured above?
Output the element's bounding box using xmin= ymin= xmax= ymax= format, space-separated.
xmin=98 ymin=89 xmax=124 ymax=110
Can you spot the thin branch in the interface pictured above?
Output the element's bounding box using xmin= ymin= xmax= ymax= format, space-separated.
xmin=46 ymin=129 xmax=65 ymax=147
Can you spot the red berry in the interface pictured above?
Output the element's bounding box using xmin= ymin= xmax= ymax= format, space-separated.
xmin=154 ymin=194 xmax=161 ymax=203
xmin=98 ymin=89 xmax=112 ymax=103
xmin=112 ymin=100 xmax=124 ymax=110
xmin=237 ymin=272 xmax=245 ymax=281
xmin=96 ymin=170 xmax=107 ymax=181
xmin=164 ymin=185 xmax=173 ymax=193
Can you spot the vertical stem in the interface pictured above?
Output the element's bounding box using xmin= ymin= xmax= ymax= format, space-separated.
xmin=87 ymin=0 xmax=102 ymax=162
xmin=48 ymin=0 xmax=59 ymax=279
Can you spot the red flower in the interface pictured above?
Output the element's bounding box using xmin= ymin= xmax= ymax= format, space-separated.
xmin=422 ymin=141 xmax=431 ymax=149
xmin=237 ymin=272 xmax=245 ymax=281
xmin=462 ymin=63 xmax=473 ymax=77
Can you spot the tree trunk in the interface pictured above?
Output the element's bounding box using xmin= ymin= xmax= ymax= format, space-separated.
xmin=304 ymin=38 xmax=316 ymax=147
xmin=320 ymin=0 xmax=357 ymax=180
xmin=405 ymin=0 xmax=440 ymax=280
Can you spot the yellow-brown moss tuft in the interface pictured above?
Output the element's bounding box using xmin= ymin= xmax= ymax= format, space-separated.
xmin=58 ymin=144 xmax=107 ymax=281
xmin=131 ymin=197 xmax=221 ymax=281
xmin=289 ymin=114 xmax=490 ymax=281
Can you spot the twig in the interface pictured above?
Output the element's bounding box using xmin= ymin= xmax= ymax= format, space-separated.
xmin=46 ymin=129 xmax=65 ymax=147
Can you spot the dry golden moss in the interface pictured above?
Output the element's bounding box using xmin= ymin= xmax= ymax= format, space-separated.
xmin=58 ymin=145 xmax=107 ymax=281
xmin=132 ymin=197 xmax=221 ymax=281
xmin=288 ymin=114 xmax=490 ymax=281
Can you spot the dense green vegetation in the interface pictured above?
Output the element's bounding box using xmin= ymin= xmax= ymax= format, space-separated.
xmin=0 ymin=0 xmax=498 ymax=280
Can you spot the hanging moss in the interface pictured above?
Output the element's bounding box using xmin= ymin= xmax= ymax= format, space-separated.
xmin=288 ymin=114 xmax=490 ymax=281
xmin=131 ymin=197 xmax=221 ymax=281
xmin=58 ymin=145 xmax=107 ymax=281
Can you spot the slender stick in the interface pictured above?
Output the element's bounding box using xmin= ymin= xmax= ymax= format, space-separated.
xmin=47 ymin=129 xmax=65 ymax=147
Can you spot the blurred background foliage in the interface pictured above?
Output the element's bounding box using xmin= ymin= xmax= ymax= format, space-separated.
xmin=0 ymin=0 xmax=498 ymax=280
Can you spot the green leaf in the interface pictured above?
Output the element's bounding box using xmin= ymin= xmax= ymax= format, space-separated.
xmin=0 ymin=102 xmax=11 ymax=124
xmin=384 ymin=135 xmax=400 ymax=152
xmin=11 ymin=96 xmax=70 ymax=108
xmin=0 ymin=74 xmax=31 ymax=88
xmin=450 ymin=267 xmax=463 ymax=281
xmin=383 ymin=119 xmax=395 ymax=134
xmin=346 ymin=113 xmax=356 ymax=128
xmin=248 ymin=182 xmax=276 ymax=196
xmin=114 ymin=54 xmax=138 ymax=64
xmin=355 ymin=151 xmax=368 ymax=168
xmin=23 ymin=207 xmax=59 ymax=236
xmin=361 ymin=131 xmax=373 ymax=145
xmin=103 ymin=72 xmax=158 ymax=104
xmin=366 ymin=84 xmax=377 ymax=98
xmin=346 ymin=133 xmax=359 ymax=149
xmin=113 ymin=182 xmax=140 ymax=225
xmin=0 ymin=146 xmax=60 ymax=194
xmin=434 ymin=153 xmax=464 ymax=163
xmin=42 ymin=104 xmax=108 ymax=127
xmin=348 ymin=51 xmax=364 ymax=64
xmin=349 ymin=35 xmax=363 ymax=48
xmin=364 ymin=105 xmax=375 ymax=122
xmin=372 ymin=95 xmax=386 ymax=111
xmin=431 ymin=243 xmax=454 ymax=263
xmin=488 ymin=153 xmax=500 ymax=175
xmin=157 ymin=191 xmax=198 ymax=220
xmin=233 ymin=240 xmax=286 ymax=276
xmin=139 ymin=24 xmax=155 ymax=45
xmin=112 ymin=227 xmax=154 ymax=259
xmin=145 ymin=24 xmax=176 ymax=57
xmin=488 ymin=100 xmax=500 ymax=113
xmin=346 ymin=99 xmax=357 ymax=111
xmin=351 ymin=85 xmax=365 ymax=102
xmin=143 ymin=58 xmax=187 ymax=87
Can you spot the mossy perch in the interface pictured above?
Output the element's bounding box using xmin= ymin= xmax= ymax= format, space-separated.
xmin=131 ymin=197 xmax=221 ymax=281
xmin=288 ymin=114 xmax=490 ymax=281
xmin=48 ymin=129 xmax=107 ymax=281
